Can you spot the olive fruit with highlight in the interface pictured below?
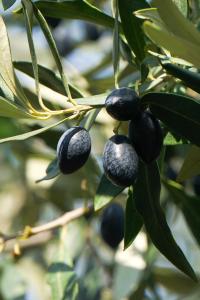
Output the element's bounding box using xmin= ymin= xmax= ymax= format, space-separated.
xmin=105 ymin=87 xmax=140 ymax=121
xmin=100 ymin=203 xmax=124 ymax=249
xmin=57 ymin=127 xmax=91 ymax=174
xmin=103 ymin=135 xmax=139 ymax=187
xmin=129 ymin=111 xmax=163 ymax=163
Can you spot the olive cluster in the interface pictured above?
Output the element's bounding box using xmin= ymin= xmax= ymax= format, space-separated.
xmin=56 ymin=87 xmax=163 ymax=188
xmin=103 ymin=87 xmax=163 ymax=187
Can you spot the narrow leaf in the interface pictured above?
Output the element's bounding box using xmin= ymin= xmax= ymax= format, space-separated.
xmin=14 ymin=61 xmax=83 ymax=98
xmin=118 ymin=0 xmax=146 ymax=63
xmin=94 ymin=174 xmax=124 ymax=211
xmin=36 ymin=158 xmax=60 ymax=183
xmin=47 ymin=229 xmax=79 ymax=300
xmin=141 ymin=92 xmax=200 ymax=146
xmin=0 ymin=96 xmax=33 ymax=119
xmin=36 ymin=0 xmax=115 ymax=29
xmin=0 ymin=16 xmax=32 ymax=108
xmin=177 ymin=146 xmax=200 ymax=181
xmin=162 ymin=62 xmax=200 ymax=94
xmin=48 ymin=262 xmax=78 ymax=300
xmin=22 ymin=0 xmax=43 ymax=109
xmin=134 ymin=161 xmax=197 ymax=281
xmin=76 ymin=93 xmax=106 ymax=106
xmin=2 ymin=0 xmax=17 ymax=10
xmin=112 ymin=0 xmax=120 ymax=87
xmin=173 ymin=0 xmax=188 ymax=17
xmin=153 ymin=0 xmax=200 ymax=46
xmin=0 ymin=117 xmax=69 ymax=143
xmin=165 ymin=180 xmax=200 ymax=247
xmin=143 ymin=21 xmax=200 ymax=68
xmin=33 ymin=3 xmax=72 ymax=101
xmin=164 ymin=132 xmax=186 ymax=146
xmin=124 ymin=188 xmax=143 ymax=249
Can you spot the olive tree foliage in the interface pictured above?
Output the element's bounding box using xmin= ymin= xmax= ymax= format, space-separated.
xmin=0 ymin=0 xmax=200 ymax=299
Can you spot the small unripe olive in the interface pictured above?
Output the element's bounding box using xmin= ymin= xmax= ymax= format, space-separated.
xmin=57 ymin=126 xmax=91 ymax=174
xmin=103 ymin=135 xmax=139 ymax=187
xmin=100 ymin=203 xmax=124 ymax=249
xmin=129 ymin=111 xmax=163 ymax=163
xmin=105 ymin=87 xmax=140 ymax=121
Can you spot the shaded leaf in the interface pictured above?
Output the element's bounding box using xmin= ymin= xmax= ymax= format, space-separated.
xmin=94 ymin=174 xmax=124 ymax=211
xmin=134 ymin=161 xmax=197 ymax=281
xmin=33 ymin=4 xmax=73 ymax=101
xmin=14 ymin=61 xmax=83 ymax=98
xmin=124 ymin=188 xmax=143 ymax=249
xmin=112 ymin=0 xmax=120 ymax=86
xmin=164 ymin=180 xmax=200 ymax=246
xmin=36 ymin=0 xmax=115 ymax=29
xmin=141 ymin=92 xmax=200 ymax=146
xmin=154 ymin=267 xmax=197 ymax=294
xmin=162 ymin=62 xmax=200 ymax=94
xmin=177 ymin=146 xmax=200 ymax=181
xmin=118 ymin=0 xmax=146 ymax=63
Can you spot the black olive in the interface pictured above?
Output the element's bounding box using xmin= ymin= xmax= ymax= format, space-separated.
xmin=100 ymin=203 xmax=124 ymax=249
xmin=105 ymin=87 xmax=140 ymax=121
xmin=129 ymin=111 xmax=163 ymax=164
xmin=103 ymin=135 xmax=139 ymax=187
xmin=57 ymin=126 xmax=91 ymax=174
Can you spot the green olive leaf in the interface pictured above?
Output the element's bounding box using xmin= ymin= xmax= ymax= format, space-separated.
xmin=134 ymin=161 xmax=197 ymax=281
xmin=124 ymin=188 xmax=143 ymax=249
xmin=94 ymin=174 xmax=124 ymax=211
xmin=141 ymin=92 xmax=200 ymax=146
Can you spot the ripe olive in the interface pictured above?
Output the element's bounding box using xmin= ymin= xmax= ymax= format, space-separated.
xmin=100 ymin=203 xmax=124 ymax=249
xmin=57 ymin=126 xmax=91 ymax=174
xmin=103 ymin=135 xmax=139 ymax=187
xmin=129 ymin=111 xmax=163 ymax=163
xmin=105 ymin=87 xmax=140 ymax=121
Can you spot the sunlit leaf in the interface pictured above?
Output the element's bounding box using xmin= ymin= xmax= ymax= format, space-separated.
xmin=153 ymin=0 xmax=200 ymax=46
xmin=143 ymin=21 xmax=200 ymax=68
xmin=0 ymin=96 xmax=33 ymax=119
xmin=0 ymin=117 xmax=69 ymax=143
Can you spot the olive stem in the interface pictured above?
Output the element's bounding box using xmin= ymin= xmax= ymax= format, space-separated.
xmin=113 ymin=121 xmax=121 ymax=134
xmin=1 ymin=205 xmax=93 ymax=253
